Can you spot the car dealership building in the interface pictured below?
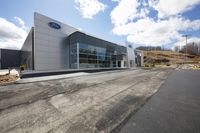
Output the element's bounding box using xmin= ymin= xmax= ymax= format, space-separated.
xmin=0 ymin=13 xmax=143 ymax=70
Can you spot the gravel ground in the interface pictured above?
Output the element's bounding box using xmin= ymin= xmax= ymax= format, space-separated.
xmin=0 ymin=68 xmax=173 ymax=133
xmin=176 ymin=64 xmax=200 ymax=70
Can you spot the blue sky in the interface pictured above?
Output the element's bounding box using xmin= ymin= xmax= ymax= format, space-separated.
xmin=0 ymin=0 xmax=200 ymax=50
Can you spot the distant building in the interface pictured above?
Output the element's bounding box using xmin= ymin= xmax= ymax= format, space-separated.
xmin=135 ymin=49 xmax=144 ymax=67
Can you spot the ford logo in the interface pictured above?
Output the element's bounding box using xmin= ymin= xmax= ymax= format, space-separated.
xmin=48 ymin=22 xmax=61 ymax=29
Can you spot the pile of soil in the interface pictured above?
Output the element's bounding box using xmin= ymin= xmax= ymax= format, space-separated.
xmin=0 ymin=74 xmax=19 ymax=84
xmin=144 ymin=51 xmax=200 ymax=64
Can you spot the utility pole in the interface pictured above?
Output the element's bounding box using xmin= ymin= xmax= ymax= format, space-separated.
xmin=198 ymin=41 xmax=200 ymax=55
xmin=182 ymin=34 xmax=190 ymax=63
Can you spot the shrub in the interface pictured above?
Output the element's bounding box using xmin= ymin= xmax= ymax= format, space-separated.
xmin=166 ymin=63 xmax=171 ymax=66
xmin=150 ymin=64 xmax=155 ymax=67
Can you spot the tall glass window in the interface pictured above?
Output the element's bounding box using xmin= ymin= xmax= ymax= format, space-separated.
xmin=79 ymin=43 xmax=116 ymax=68
xmin=70 ymin=43 xmax=78 ymax=69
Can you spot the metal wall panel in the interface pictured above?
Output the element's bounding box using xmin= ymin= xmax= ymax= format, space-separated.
xmin=21 ymin=28 xmax=34 ymax=70
xmin=34 ymin=12 xmax=78 ymax=70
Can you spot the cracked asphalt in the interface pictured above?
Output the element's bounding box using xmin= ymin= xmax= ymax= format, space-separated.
xmin=0 ymin=68 xmax=172 ymax=133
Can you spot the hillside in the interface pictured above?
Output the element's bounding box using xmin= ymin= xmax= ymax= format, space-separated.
xmin=144 ymin=50 xmax=200 ymax=65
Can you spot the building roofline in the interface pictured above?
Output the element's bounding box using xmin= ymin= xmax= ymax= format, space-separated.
xmin=34 ymin=12 xmax=125 ymax=48
xmin=34 ymin=12 xmax=79 ymax=31
xmin=68 ymin=31 xmax=126 ymax=48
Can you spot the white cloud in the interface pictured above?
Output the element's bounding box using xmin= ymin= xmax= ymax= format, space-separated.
xmin=14 ymin=16 xmax=28 ymax=30
xmin=138 ymin=8 xmax=150 ymax=18
xmin=110 ymin=0 xmax=139 ymax=26
xmin=113 ymin=18 xmax=177 ymax=46
xmin=0 ymin=17 xmax=28 ymax=50
xmin=110 ymin=0 xmax=200 ymax=48
xmin=75 ymin=0 xmax=107 ymax=19
xmin=112 ymin=17 xmax=200 ymax=46
xmin=150 ymin=0 xmax=200 ymax=18
xmin=78 ymin=27 xmax=83 ymax=31
xmin=111 ymin=0 xmax=120 ymax=2
xmin=173 ymin=36 xmax=200 ymax=49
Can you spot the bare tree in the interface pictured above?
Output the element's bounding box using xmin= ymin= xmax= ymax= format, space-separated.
xmin=180 ymin=42 xmax=200 ymax=55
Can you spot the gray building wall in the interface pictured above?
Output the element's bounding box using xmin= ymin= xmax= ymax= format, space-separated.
xmin=34 ymin=12 xmax=78 ymax=70
xmin=21 ymin=27 xmax=34 ymax=70
xmin=20 ymin=12 xmax=128 ymax=71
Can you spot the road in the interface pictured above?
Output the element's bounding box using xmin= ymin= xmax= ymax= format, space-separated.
xmin=119 ymin=70 xmax=200 ymax=133
xmin=0 ymin=68 xmax=172 ymax=133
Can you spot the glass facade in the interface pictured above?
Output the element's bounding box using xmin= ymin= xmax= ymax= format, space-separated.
xmin=68 ymin=31 xmax=128 ymax=69
xmin=78 ymin=43 xmax=116 ymax=68
xmin=70 ymin=43 xmax=78 ymax=69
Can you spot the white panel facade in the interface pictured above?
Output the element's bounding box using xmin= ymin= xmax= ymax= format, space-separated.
xmin=34 ymin=12 xmax=78 ymax=70
xmin=126 ymin=43 xmax=135 ymax=67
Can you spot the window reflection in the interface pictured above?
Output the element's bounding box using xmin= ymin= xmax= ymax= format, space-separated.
xmin=79 ymin=43 xmax=116 ymax=68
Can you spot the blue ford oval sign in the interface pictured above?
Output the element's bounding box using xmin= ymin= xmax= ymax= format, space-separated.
xmin=48 ymin=22 xmax=61 ymax=29
xmin=128 ymin=45 xmax=132 ymax=48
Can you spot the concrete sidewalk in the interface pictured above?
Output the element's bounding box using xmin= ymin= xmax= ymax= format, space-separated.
xmin=17 ymin=72 xmax=89 ymax=83
xmin=17 ymin=69 xmax=129 ymax=83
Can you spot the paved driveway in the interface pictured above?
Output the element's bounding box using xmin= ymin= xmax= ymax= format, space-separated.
xmin=0 ymin=69 xmax=171 ymax=133
xmin=119 ymin=70 xmax=200 ymax=133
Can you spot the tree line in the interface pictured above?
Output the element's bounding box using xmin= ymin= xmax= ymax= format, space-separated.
xmin=174 ymin=42 xmax=200 ymax=55
xmin=136 ymin=42 xmax=200 ymax=56
xmin=136 ymin=46 xmax=171 ymax=51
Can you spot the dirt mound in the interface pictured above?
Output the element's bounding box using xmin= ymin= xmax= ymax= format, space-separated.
xmin=144 ymin=51 xmax=200 ymax=64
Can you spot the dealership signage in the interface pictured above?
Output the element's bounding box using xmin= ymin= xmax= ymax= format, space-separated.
xmin=48 ymin=22 xmax=61 ymax=29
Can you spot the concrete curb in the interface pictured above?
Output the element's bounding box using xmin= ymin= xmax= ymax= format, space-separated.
xmin=16 ymin=69 xmax=136 ymax=84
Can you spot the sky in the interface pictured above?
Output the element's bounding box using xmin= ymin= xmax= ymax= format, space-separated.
xmin=0 ymin=0 xmax=200 ymax=50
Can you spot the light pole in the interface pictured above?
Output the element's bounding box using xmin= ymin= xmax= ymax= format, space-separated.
xmin=182 ymin=34 xmax=190 ymax=63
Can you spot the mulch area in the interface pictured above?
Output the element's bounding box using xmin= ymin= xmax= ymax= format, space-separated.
xmin=0 ymin=74 xmax=19 ymax=84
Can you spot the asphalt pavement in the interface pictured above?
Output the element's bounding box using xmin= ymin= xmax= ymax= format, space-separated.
xmin=0 ymin=69 xmax=171 ymax=133
xmin=119 ymin=70 xmax=200 ymax=133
